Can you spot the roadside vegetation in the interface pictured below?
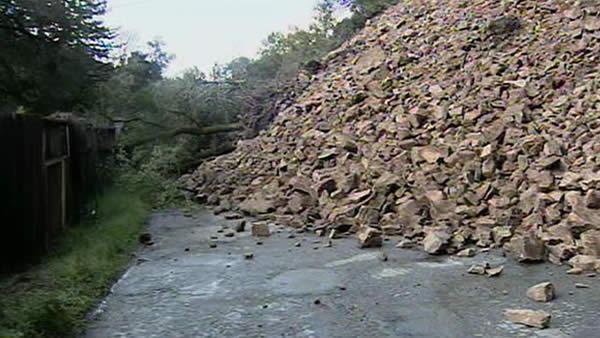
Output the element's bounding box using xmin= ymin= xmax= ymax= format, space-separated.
xmin=0 ymin=189 xmax=149 ymax=338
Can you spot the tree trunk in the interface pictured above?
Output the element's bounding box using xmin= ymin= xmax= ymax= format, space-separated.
xmin=126 ymin=123 xmax=242 ymax=147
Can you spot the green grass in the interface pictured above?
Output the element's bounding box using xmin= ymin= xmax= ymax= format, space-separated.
xmin=0 ymin=189 xmax=149 ymax=338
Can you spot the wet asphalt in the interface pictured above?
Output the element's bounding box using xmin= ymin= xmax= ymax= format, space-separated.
xmin=84 ymin=210 xmax=600 ymax=338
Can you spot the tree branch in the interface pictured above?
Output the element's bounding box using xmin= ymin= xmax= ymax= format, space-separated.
xmin=126 ymin=123 xmax=242 ymax=147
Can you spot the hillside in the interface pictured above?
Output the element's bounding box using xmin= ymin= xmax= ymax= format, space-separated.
xmin=188 ymin=0 xmax=600 ymax=267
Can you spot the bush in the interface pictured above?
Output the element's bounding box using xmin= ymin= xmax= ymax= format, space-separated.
xmin=115 ymin=145 xmax=183 ymax=207
xmin=0 ymin=189 xmax=149 ymax=338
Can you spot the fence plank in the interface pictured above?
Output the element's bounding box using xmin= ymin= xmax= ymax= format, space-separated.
xmin=0 ymin=114 xmax=108 ymax=272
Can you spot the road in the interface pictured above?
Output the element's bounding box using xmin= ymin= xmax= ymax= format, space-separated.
xmin=85 ymin=210 xmax=600 ymax=338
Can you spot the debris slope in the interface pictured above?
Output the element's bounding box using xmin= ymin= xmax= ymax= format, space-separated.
xmin=188 ymin=0 xmax=600 ymax=266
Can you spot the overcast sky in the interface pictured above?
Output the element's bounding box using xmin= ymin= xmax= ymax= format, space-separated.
xmin=106 ymin=0 xmax=320 ymax=76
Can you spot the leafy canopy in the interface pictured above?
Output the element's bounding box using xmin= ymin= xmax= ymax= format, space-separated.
xmin=0 ymin=0 xmax=114 ymax=113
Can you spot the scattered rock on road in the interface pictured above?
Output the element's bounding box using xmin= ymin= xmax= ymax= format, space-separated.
xmin=233 ymin=220 xmax=246 ymax=232
xmin=504 ymin=309 xmax=551 ymax=329
xmin=568 ymin=255 xmax=600 ymax=272
xmin=526 ymin=282 xmax=555 ymax=302
xmin=423 ymin=228 xmax=450 ymax=255
xmin=486 ymin=266 xmax=504 ymax=278
xmin=457 ymin=248 xmax=476 ymax=257
xmin=468 ymin=264 xmax=488 ymax=275
xmin=357 ymin=227 xmax=382 ymax=248
xmin=138 ymin=233 xmax=153 ymax=246
xmin=252 ymin=222 xmax=271 ymax=237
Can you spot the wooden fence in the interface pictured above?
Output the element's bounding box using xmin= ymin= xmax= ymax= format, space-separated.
xmin=0 ymin=114 xmax=114 ymax=272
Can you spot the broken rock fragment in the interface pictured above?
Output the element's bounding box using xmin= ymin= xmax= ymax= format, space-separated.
xmin=240 ymin=194 xmax=275 ymax=216
xmin=423 ymin=228 xmax=451 ymax=255
xmin=468 ymin=264 xmax=488 ymax=275
xmin=580 ymin=230 xmax=600 ymax=257
xmin=251 ymin=222 xmax=271 ymax=237
xmin=568 ymin=255 xmax=600 ymax=272
xmin=505 ymin=309 xmax=551 ymax=329
xmin=486 ymin=266 xmax=504 ymax=277
xmin=357 ymin=226 xmax=382 ymax=248
xmin=505 ymin=233 xmax=545 ymax=262
xmin=233 ymin=220 xmax=246 ymax=232
xmin=456 ymin=248 xmax=476 ymax=257
xmin=526 ymin=282 xmax=555 ymax=302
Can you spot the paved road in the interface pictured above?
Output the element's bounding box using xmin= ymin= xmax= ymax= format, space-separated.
xmin=85 ymin=210 xmax=600 ymax=338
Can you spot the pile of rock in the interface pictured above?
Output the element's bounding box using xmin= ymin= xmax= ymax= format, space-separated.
xmin=186 ymin=0 xmax=600 ymax=267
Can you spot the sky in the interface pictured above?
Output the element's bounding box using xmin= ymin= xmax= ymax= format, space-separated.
xmin=106 ymin=0 xmax=321 ymax=76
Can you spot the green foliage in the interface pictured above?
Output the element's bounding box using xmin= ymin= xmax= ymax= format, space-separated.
xmin=114 ymin=146 xmax=184 ymax=208
xmin=0 ymin=189 xmax=148 ymax=338
xmin=0 ymin=0 xmax=115 ymax=114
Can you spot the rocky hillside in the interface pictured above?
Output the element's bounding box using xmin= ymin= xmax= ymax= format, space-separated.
xmin=187 ymin=0 xmax=600 ymax=269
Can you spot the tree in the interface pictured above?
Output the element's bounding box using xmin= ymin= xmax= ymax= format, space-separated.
xmin=0 ymin=0 xmax=114 ymax=113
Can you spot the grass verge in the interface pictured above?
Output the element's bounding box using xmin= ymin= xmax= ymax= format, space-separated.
xmin=0 ymin=189 xmax=149 ymax=338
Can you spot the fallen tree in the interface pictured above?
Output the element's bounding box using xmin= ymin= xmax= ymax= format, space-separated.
xmin=125 ymin=123 xmax=242 ymax=148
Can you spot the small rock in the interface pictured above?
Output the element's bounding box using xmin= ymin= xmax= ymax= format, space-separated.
xmin=314 ymin=299 xmax=321 ymax=305
xmin=209 ymin=242 xmax=217 ymax=248
xmin=468 ymin=264 xmax=488 ymax=275
xmin=586 ymin=273 xmax=596 ymax=278
xmin=256 ymin=241 xmax=263 ymax=245
xmin=210 ymin=235 xmax=219 ymax=240
xmin=357 ymin=226 xmax=383 ymax=248
xmin=505 ymin=309 xmax=551 ymax=329
xmin=575 ymin=283 xmax=590 ymax=289
xmin=396 ymin=239 xmax=414 ymax=248
xmin=184 ymin=247 xmax=190 ymax=252
xmin=379 ymin=251 xmax=388 ymax=262
xmin=287 ymin=233 xmax=296 ymax=239
xmin=486 ymin=266 xmax=504 ymax=277
xmin=423 ymin=229 xmax=451 ymax=255
xmin=568 ymin=255 xmax=600 ymax=272
xmin=526 ymin=282 xmax=555 ymax=302
xmin=224 ymin=232 xmax=235 ymax=238
xmin=456 ymin=248 xmax=476 ymax=257
xmin=294 ymin=242 xmax=301 ymax=247
xmin=217 ymin=229 xmax=224 ymax=233
xmin=244 ymin=252 xmax=254 ymax=259
xmin=580 ymin=230 xmax=600 ymax=256
xmin=567 ymin=267 xmax=583 ymax=275
xmin=252 ymin=222 xmax=271 ymax=237
xmin=584 ymin=190 xmax=600 ymax=209
xmin=505 ymin=233 xmax=545 ymax=262
xmin=233 ymin=220 xmax=246 ymax=232
xmin=223 ymin=212 xmax=242 ymax=220
xmin=138 ymin=233 xmax=153 ymax=245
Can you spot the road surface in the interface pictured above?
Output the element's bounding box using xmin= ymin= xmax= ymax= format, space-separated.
xmin=85 ymin=210 xmax=600 ymax=337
